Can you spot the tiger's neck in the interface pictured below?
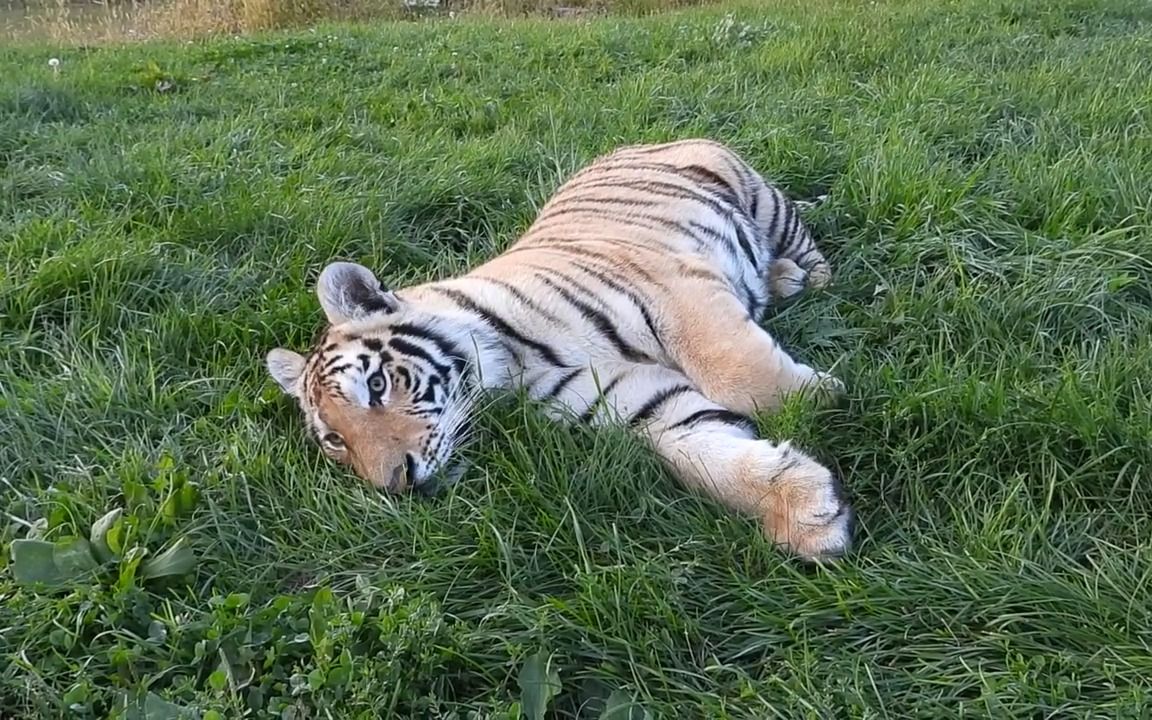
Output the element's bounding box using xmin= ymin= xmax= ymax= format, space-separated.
xmin=399 ymin=306 xmax=519 ymax=392
xmin=394 ymin=283 xmax=530 ymax=391
xmin=451 ymin=320 xmax=520 ymax=391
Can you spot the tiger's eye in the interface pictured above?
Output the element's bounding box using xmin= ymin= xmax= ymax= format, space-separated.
xmin=322 ymin=432 xmax=345 ymax=450
xmin=368 ymin=374 xmax=386 ymax=393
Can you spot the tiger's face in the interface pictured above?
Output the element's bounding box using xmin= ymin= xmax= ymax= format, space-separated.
xmin=266 ymin=262 xmax=474 ymax=494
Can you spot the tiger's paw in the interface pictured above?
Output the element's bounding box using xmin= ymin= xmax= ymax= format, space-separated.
xmin=806 ymin=262 xmax=832 ymax=290
xmin=759 ymin=445 xmax=853 ymax=562
xmin=769 ymin=258 xmax=833 ymax=299
xmin=789 ymin=366 xmax=846 ymax=409
xmin=769 ymin=258 xmax=807 ymax=300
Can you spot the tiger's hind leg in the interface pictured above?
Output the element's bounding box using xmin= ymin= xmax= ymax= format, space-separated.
xmin=663 ymin=277 xmax=844 ymax=416
xmin=549 ymin=360 xmax=852 ymax=561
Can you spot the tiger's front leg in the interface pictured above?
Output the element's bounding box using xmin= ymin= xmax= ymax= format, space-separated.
xmin=661 ymin=278 xmax=845 ymax=417
xmin=534 ymin=360 xmax=853 ymax=561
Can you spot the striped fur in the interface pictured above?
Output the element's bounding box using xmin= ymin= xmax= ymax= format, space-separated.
xmin=266 ymin=139 xmax=852 ymax=561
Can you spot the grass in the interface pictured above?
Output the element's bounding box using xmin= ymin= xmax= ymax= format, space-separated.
xmin=2 ymin=0 xmax=1152 ymax=716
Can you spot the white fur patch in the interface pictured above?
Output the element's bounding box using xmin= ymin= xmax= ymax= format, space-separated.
xmin=340 ymin=375 xmax=372 ymax=407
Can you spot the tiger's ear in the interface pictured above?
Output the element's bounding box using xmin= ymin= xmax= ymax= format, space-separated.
xmin=266 ymin=348 xmax=306 ymax=396
xmin=316 ymin=261 xmax=402 ymax=325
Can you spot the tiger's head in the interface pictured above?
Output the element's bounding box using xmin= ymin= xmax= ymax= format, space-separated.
xmin=266 ymin=262 xmax=478 ymax=494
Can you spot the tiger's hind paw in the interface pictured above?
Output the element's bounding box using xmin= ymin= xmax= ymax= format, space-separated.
xmin=769 ymin=258 xmax=807 ymax=300
xmin=769 ymin=258 xmax=832 ymax=299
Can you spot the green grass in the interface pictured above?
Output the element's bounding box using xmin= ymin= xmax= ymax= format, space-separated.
xmin=3 ymin=0 xmax=1152 ymax=716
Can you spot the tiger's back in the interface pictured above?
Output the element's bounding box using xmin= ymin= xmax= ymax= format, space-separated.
xmin=403 ymin=138 xmax=832 ymax=371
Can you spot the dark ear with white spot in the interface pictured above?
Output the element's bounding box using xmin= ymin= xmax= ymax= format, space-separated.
xmin=266 ymin=348 xmax=306 ymax=396
xmin=316 ymin=261 xmax=402 ymax=325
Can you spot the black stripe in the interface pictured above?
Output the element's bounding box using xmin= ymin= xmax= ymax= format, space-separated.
xmin=565 ymin=160 xmax=672 ymax=179
xmin=527 ymin=209 xmax=672 ymax=237
xmin=505 ymin=242 xmax=659 ymax=284
xmin=388 ymin=337 xmax=453 ymax=379
xmin=687 ymin=218 xmax=755 ymax=269
xmin=535 ymin=273 xmax=651 ymax=363
xmin=628 ymin=384 xmax=695 ymax=427
xmin=416 ymin=375 xmax=440 ymax=404
xmin=389 ymin=322 xmax=465 ymax=375
xmin=560 ymin=176 xmax=735 ymax=218
xmin=739 ymin=278 xmax=760 ymax=315
xmin=578 ymin=374 xmax=624 ymax=424
xmin=667 ymin=408 xmax=757 ymax=435
xmin=362 ymin=338 xmax=383 ymax=351
xmin=432 ymin=287 xmax=566 ymax=367
xmin=679 ymin=164 xmax=742 ymax=207
xmin=503 ymin=245 xmax=666 ymax=351
xmin=325 ymin=363 xmax=351 ymax=376
xmin=565 ymin=259 xmax=665 ymax=352
xmin=787 ymin=209 xmax=803 ymax=252
xmin=568 ymin=158 xmax=744 ymax=211
xmin=795 ymin=245 xmax=823 ymax=269
xmin=544 ymin=195 xmax=663 ymax=214
xmin=622 ymin=142 xmax=678 ymax=155
xmin=777 ymin=208 xmax=798 ymax=256
xmin=534 ymin=203 xmax=692 ymax=238
xmin=687 ymin=218 xmax=735 ymax=249
xmin=566 ymin=159 xmax=700 ymax=184
xmin=763 ymin=190 xmax=782 ymax=245
xmin=476 ymin=276 xmax=564 ymax=325
xmin=540 ymin=368 xmax=582 ymax=401
xmin=782 ymin=212 xmax=814 ymax=267
xmin=775 ymin=193 xmax=795 ymax=251
xmin=731 ymin=219 xmax=760 ymax=270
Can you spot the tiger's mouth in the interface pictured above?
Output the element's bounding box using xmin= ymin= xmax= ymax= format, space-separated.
xmin=412 ymin=458 xmax=470 ymax=497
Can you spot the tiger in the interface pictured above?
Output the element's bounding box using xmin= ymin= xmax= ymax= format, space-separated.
xmin=265 ymin=138 xmax=853 ymax=562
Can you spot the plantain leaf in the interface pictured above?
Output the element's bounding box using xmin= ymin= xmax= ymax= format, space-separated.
xmin=142 ymin=691 xmax=197 ymax=719
xmin=518 ymin=650 xmax=561 ymax=720
xmin=10 ymin=539 xmax=61 ymax=586
xmin=53 ymin=538 xmax=98 ymax=576
xmin=140 ymin=537 xmax=197 ymax=580
xmin=89 ymin=507 xmax=124 ymax=563
xmin=10 ymin=537 xmax=98 ymax=590
xmin=600 ymin=689 xmax=652 ymax=720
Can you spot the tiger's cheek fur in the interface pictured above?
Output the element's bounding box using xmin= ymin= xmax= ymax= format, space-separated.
xmin=316 ymin=395 xmax=431 ymax=492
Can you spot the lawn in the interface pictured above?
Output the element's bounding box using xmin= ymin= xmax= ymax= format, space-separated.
xmin=2 ymin=0 xmax=1152 ymax=717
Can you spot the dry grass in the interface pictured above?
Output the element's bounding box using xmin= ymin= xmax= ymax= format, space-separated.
xmin=6 ymin=0 xmax=728 ymax=44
